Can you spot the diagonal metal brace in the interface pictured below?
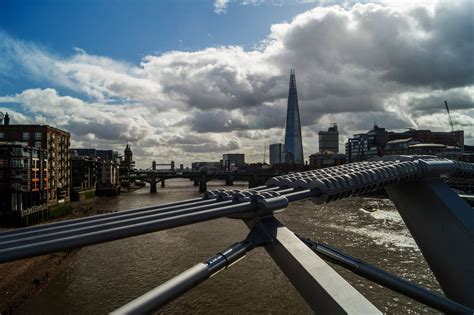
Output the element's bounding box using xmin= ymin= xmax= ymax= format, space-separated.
xmin=253 ymin=217 xmax=381 ymax=314
xmin=111 ymin=222 xmax=275 ymax=314
xmin=297 ymin=236 xmax=473 ymax=314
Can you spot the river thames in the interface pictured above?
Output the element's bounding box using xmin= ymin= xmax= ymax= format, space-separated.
xmin=17 ymin=179 xmax=441 ymax=314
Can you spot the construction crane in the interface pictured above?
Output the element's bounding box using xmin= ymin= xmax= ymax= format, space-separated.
xmin=444 ymin=100 xmax=454 ymax=132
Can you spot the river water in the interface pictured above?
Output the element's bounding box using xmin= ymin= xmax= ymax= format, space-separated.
xmin=17 ymin=179 xmax=441 ymax=314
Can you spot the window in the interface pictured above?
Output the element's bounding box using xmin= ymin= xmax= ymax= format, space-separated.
xmin=35 ymin=141 xmax=42 ymax=148
xmin=11 ymin=147 xmax=22 ymax=156
xmin=22 ymin=132 xmax=30 ymax=140
xmin=35 ymin=132 xmax=42 ymax=140
xmin=0 ymin=132 xmax=4 ymax=139
xmin=11 ymin=159 xmax=24 ymax=168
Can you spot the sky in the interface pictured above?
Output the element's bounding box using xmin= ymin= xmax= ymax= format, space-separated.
xmin=0 ymin=0 xmax=473 ymax=168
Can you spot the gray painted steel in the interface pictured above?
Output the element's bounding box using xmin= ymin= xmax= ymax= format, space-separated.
xmin=0 ymin=199 xmax=233 ymax=249
xmin=112 ymin=241 xmax=254 ymax=314
xmin=0 ymin=202 xmax=258 ymax=263
xmin=300 ymin=237 xmax=473 ymax=313
xmin=386 ymin=177 xmax=474 ymax=308
xmin=112 ymin=263 xmax=210 ymax=315
xmin=0 ymin=196 xmax=204 ymax=239
xmin=258 ymin=217 xmax=381 ymax=314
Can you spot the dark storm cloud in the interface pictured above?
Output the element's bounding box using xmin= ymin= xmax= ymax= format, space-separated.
xmin=408 ymin=89 xmax=474 ymax=116
xmin=273 ymin=1 xmax=474 ymax=90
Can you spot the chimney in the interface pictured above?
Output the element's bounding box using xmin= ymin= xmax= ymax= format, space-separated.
xmin=4 ymin=113 xmax=9 ymax=125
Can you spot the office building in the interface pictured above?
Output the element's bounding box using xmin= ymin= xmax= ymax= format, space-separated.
xmin=269 ymin=143 xmax=287 ymax=165
xmin=222 ymin=154 xmax=245 ymax=171
xmin=345 ymin=125 xmax=465 ymax=162
xmin=319 ymin=123 xmax=339 ymax=153
xmin=284 ymin=69 xmax=304 ymax=164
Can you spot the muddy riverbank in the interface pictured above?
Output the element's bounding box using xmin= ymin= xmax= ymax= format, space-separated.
xmin=0 ymin=193 xmax=140 ymax=314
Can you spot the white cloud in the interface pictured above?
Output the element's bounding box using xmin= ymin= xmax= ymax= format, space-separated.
xmin=1 ymin=0 xmax=473 ymax=166
xmin=214 ymin=0 xmax=230 ymax=13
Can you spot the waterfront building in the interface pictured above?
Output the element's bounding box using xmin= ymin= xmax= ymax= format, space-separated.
xmin=191 ymin=162 xmax=223 ymax=172
xmin=72 ymin=148 xmax=97 ymax=158
xmin=222 ymin=154 xmax=245 ymax=171
xmin=269 ymin=143 xmax=287 ymax=165
xmin=284 ymin=69 xmax=304 ymax=165
xmin=0 ymin=117 xmax=71 ymax=206
xmin=0 ymin=142 xmax=48 ymax=225
xmin=385 ymin=138 xmax=420 ymax=155
xmin=345 ymin=125 xmax=389 ymax=162
xmin=98 ymin=160 xmax=119 ymax=185
xmin=71 ymin=148 xmax=120 ymax=194
xmin=97 ymin=150 xmax=115 ymax=161
xmin=319 ymin=123 xmax=339 ymax=153
xmin=309 ymin=152 xmax=346 ymax=168
xmin=345 ymin=125 xmax=465 ymax=162
xmin=70 ymin=154 xmax=97 ymax=200
xmin=390 ymin=129 xmax=464 ymax=150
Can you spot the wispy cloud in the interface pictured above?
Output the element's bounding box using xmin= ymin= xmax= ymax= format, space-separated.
xmin=214 ymin=0 xmax=230 ymax=13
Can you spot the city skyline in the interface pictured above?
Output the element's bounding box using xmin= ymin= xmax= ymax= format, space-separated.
xmin=1 ymin=0 xmax=473 ymax=168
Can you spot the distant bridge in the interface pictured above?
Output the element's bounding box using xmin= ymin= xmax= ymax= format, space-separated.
xmin=122 ymin=170 xmax=281 ymax=193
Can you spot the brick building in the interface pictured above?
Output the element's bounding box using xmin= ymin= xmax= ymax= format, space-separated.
xmin=0 ymin=120 xmax=71 ymax=206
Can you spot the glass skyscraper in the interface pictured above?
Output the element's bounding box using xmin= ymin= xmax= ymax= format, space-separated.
xmin=284 ymin=69 xmax=304 ymax=164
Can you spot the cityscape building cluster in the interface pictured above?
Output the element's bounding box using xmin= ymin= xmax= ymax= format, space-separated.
xmin=0 ymin=69 xmax=471 ymax=226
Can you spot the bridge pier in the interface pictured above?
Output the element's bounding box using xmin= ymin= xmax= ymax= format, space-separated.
xmin=161 ymin=180 xmax=165 ymax=188
xmin=150 ymin=176 xmax=157 ymax=193
xmin=199 ymin=175 xmax=207 ymax=193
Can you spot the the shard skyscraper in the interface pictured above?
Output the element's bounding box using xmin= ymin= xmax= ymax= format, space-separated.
xmin=284 ymin=69 xmax=304 ymax=164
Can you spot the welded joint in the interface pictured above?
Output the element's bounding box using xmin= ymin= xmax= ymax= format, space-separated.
xmin=250 ymin=193 xmax=289 ymax=218
xmin=245 ymin=219 xmax=275 ymax=247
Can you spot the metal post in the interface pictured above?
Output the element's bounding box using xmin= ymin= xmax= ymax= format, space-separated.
xmin=256 ymin=217 xmax=381 ymax=314
xmin=385 ymin=177 xmax=474 ymax=308
xmin=199 ymin=175 xmax=207 ymax=193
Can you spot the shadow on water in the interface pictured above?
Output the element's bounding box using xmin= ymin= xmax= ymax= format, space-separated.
xmin=17 ymin=179 xmax=440 ymax=314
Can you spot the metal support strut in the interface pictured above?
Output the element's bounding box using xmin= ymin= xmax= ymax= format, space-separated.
xmin=298 ymin=236 xmax=473 ymax=314
xmin=112 ymin=220 xmax=275 ymax=315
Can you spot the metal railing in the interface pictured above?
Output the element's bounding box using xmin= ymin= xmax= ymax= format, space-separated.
xmin=0 ymin=157 xmax=473 ymax=314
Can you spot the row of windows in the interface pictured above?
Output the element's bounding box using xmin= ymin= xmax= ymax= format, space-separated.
xmin=21 ymin=132 xmax=43 ymax=141
xmin=0 ymin=132 xmax=43 ymax=141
